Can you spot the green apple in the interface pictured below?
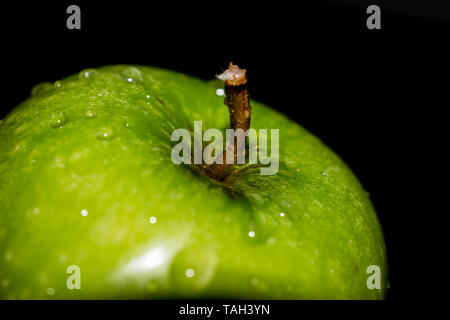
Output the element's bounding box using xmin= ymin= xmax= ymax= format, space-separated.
xmin=0 ymin=65 xmax=388 ymax=299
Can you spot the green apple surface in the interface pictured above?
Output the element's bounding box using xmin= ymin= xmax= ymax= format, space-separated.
xmin=0 ymin=65 xmax=387 ymax=299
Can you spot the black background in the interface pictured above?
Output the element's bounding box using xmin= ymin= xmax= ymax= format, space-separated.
xmin=1 ymin=0 xmax=448 ymax=304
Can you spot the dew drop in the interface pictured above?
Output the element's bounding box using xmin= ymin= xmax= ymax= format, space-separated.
xmin=149 ymin=216 xmax=157 ymax=224
xmin=169 ymin=247 xmax=218 ymax=292
xmin=250 ymin=277 xmax=259 ymax=286
xmin=121 ymin=67 xmax=143 ymax=83
xmin=78 ymin=68 xmax=97 ymax=79
xmin=321 ymin=171 xmax=329 ymax=177
xmin=81 ymin=209 xmax=88 ymax=217
xmin=49 ymin=112 xmax=69 ymax=128
xmin=46 ymin=287 xmax=55 ymax=295
xmin=53 ymin=81 xmax=62 ymax=88
xmin=216 ymin=88 xmax=225 ymax=96
xmin=31 ymin=82 xmax=53 ymax=96
xmin=280 ymin=212 xmax=285 ymax=217
xmin=97 ymin=128 xmax=114 ymax=140
xmin=85 ymin=110 xmax=97 ymax=119
xmin=185 ymin=268 xmax=195 ymax=278
xmin=245 ymin=211 xmax=275 ymax=244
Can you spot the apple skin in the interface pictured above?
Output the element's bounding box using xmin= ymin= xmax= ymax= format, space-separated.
xmin=0 ymin=65 xmax=387 ymax=299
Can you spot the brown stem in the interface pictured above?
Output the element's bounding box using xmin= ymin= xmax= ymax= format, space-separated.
xmin=208 ymin=63 xmax=252 ymax=180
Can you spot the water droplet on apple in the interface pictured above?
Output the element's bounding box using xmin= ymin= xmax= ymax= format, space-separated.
xmin=215 ymin=88 xmax=225 ymax=96
xmin=121 ymin=67 xmax=144 ymax=83
xmin=97 ymin=127 xmax=114 ymax=140
xmin=246 ymin=211 xmax=276 ymax=245
xmin=321 ymin=170 xmax=328 ymax=177
xmin=85 ymin=110 xmax=97 ymax=119
xmin=185 ymin=268 xmax=195 ymax=278
xmin=31 ymin=82 xmax=53 ymax=96
xmin=169 ymin=247 xmax=218 ymax=292
xmin=250 ymin=277 xmax=259 ymax=286
xmin=149 ymin=216 xmax=157 ymax=224
xmin=81 ymin=209 xmax=88 ymax=217
xmin=49 ymin=112 xmax=69 ymax=128
xmin=79 ymin=68 xmax=97 ymax=79
xmin=46 ymin=287 xmax=55 ymax=295
xmin=54 ymin=81 xmax=62 ymax=88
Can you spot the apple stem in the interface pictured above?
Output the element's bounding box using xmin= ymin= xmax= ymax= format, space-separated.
xmin=208 ymin=63 xmax=252 ymax=180
xmin=219 ymin=63 xmax=252 ymax=132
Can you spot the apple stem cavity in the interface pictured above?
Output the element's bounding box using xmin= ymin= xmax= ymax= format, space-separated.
xmin=207 ymin=63 xmax=252 ymax=181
